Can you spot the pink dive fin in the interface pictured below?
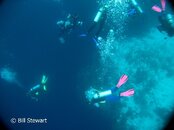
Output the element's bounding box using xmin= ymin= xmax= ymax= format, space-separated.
xmin=116 ymin=74 xmax=128 ymax=88
xmin=152 ymin=5 xmax=162 ymax=13
xmin=120 ymin=89 xmax=135 ymax=97
xmin=161 ymin=0 xmax=166 ymax=11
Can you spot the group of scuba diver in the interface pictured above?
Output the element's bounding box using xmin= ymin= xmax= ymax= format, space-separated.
xmin=57 ymin=0 xmax=174 ymax=44
xmin=27 ymin=74 xmax=134 ymax=107
xmin=27 ymin=0 xmax=174 ymax=107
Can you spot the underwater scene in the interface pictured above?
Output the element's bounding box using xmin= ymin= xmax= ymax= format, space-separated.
xmin=0 ymin=0 xmax=174 ymax=130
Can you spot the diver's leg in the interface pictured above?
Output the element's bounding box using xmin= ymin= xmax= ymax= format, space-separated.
xmin=105 ymin=95 xmax=120 ymax=102
xmin=87 ymin=22 xmax=97 ymax=34
xmin=95 ymin=20 xmax=105 ymax=37
xmin=111 ymin=87 xmax=119 ymax=93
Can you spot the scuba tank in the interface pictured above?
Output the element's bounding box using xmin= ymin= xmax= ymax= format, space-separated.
xmin=131 ymin=0 xmax=143 ymax=13
xmin=98 ymin=90 xmax=112 ymax=98
xmin=29 ymin=84 xmax=40 ymax=92
xmin=166 ymin=13 xmax=174 ymax=28
xmin=94 ymin=7 xmax=104 ymax=22
xmin=92 ymin=90 xmax=112 ymax=103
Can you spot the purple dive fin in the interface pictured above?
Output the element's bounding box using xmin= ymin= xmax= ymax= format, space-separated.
xmin=120 ymin=89 xmax=135 ymax=97
xmin=152 ymin=0 xmax=166 ymax=13
xmin=152 ymin=5 xmax=162 ymax=13
xmin=161 ymin=0 xmax=166 ymax=11
xmin=116 ymin=74 xmax=128 ymax=88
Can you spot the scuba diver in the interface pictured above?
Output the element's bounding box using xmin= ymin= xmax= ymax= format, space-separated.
xmin=158 ymin=13 xmax=174 ymax=37
xmin=152 ymin=0 xmax=174 ymax=37
xmin=80 ymin=5 xmax=108 ymax=42
xmin=57 ymin=14 xmax=83 ymax=43
xmin=85 ymin=75 xmax=135 ymax=107
xmin=27 ymin=75 xmax=48 ymax=101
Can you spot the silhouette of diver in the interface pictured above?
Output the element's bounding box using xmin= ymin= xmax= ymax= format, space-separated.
xmin=57 ymin=14 xmax=83 ymax=43
xmin=152 ymin=0 xmax=174 ymax=37
xmin=27 ymin=75 xmax=48 ymax=101
xmin=158 ymin=12 xmax=174 ymax=37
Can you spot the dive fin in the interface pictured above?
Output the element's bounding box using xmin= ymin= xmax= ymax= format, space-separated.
xmin=161 ymin=0 xmax=166 ymax=11
xmin=120 ymin=89 xmax=135 ymax=97
xmin=152 ymin=5 xmax=162 ymax=13
xmin=116 ymin=74 xmax=128 ymax=88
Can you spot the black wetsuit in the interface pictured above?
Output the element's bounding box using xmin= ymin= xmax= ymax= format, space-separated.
xmin=87 ymin=9 xmax=107 ymax=37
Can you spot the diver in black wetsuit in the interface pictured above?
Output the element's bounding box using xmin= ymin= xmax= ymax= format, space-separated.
xmin=151 ymin=0 xmax=174 ymax=37
xmin=157 ymin=12 xmax=174 ymax=37
xmin=57 ymin=14 xmax=83 ymax=43
xmin=87 ymin=6 xmax=108 ymax=38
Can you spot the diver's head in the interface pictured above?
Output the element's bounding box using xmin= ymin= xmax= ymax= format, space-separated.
xmin=94 ymin=93 xmax=99 ymax=99
xmin=85 ymin=88 xmax=99 ymax=103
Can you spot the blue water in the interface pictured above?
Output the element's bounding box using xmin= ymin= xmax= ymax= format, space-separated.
xmin=0 ymin=0 xmax=174 ymax=130
xmin=0 ymin=0 xmax=109 ymax=130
